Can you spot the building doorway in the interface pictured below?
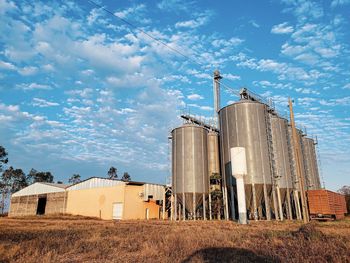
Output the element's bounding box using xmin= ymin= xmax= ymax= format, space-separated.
xmin=113 ymin=203 xmax=123 ymax=220
xmin=145 ymin=208 xmax=149 ymax=220
xmin=36 ymin=196 xmax=47 ymax=215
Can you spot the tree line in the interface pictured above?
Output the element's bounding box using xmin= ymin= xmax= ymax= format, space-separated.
xmin=0 ymin=146 xmax=56 ymax=213
xmin=0 ymin=146 xmax=132 ymax=213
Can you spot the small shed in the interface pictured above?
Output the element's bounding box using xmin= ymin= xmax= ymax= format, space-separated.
xmin=9 ymin=183 xmax=69 ymax=217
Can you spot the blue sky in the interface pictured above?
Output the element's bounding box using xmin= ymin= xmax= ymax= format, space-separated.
xmin=0 ymin=0 xmax=349 ymax=190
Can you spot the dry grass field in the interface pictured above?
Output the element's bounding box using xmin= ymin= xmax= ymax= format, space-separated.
xmin=0 ymin=215 xmax=349 ymax=263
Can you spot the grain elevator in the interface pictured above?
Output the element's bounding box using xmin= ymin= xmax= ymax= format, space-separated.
xmin=170 ymin=70 xmax=322 ymax=222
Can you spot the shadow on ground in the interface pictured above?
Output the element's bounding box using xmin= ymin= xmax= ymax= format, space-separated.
xmin=182 ymin=247 xmax=280 ymax=263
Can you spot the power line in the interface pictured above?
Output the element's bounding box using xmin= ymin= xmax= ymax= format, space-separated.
xmin=87 ymin=0 xmax=204 ymax=68
xmin=86 ymin=0 xmax=242 ymax=96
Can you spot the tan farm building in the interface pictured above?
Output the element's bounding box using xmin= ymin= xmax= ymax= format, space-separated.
xmin=9 ymin=177 xmax=166 ymax=220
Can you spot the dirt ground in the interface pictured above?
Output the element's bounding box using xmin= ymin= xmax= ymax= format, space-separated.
xmin=0 ymin=215 xmax=349 ymax=263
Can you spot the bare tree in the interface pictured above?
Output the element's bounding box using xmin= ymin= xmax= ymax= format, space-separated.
xmin=338 ymin=185 xmax=350 ymax=195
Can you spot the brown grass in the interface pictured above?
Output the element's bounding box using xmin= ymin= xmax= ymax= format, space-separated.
xmin=0 ymin=216 xmax=349 ymax=263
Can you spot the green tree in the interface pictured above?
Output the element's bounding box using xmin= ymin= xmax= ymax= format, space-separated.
xmin=1 ymin=167 xmax=27 ymax=213
xmin=121 ymin=172 xmax=131 ymax=181
xmin=68 ymin=174 xmax=81 ymax=184
xmin=107 ymin=166 xmax=117 ymax=179
xmin=0 ymin=146 xmax=8 ymax=172
xmin=27 ymin=168 xmax=54 ymax=183
xmin=0 ymin=146 xmax=9 ymax=214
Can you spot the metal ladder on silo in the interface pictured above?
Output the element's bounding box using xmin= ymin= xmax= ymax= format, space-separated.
xmin=265 ymin=109 xmax=278 ymax=220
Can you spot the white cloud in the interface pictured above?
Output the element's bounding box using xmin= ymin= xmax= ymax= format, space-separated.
xmin=0 ymin=60 xmax=16 ymax=70
xmin=81 ymin=69 xmax=94 ymax=76
xmin=319 ymin=97 xmax=350 ymax=106
xmin=188 ymin=103 xmax=213 ymax=111
xmin=17 ymin=83 xmax=52 ymax=91
xmin=175 ymin=10 xmax=213 ymax=29
xmin=271 ymin=22 xmax=294 ymax=34
xmin=0 ymin=0 xmax=17 ymax=15
xmin=283 ymin=0 xmax=323 ymax=22
xmin=342 ymin=84 xmax=350 ymax=89
xmin=42 ymin=64 xmax=55 ymax=72
xmin=18 ymin=66 xmax=38 ymax=76
xmin=298 ymin=97 xmax=317 ymax=106
xmin=295 ymin=87 xmax=319 ymax=94
xmin=249 ymin=20 xmax=260 ymax=28
xmin=187 ymin=94 xmax=204 ymax=100
xmin=295 ymin=53 xmax=319 ymax=65
xmin=106 ymin=72 xmax=155 ymax=88
xmin=32 ymin=98 xmax=60 ymax=107
xmin=212 ymin=37 xmax=244 ymax=48
xmin=232 ymin=52 xmax=323 ymax=84
xmin=331 ymin=0 xmax=350 ymax=8
xmin=114 ymin=4 xmax=147 ymax=20
xmin=222 ymin=73 xmax=241 ymax=81
xmin=186 ymin=69 xmax=211 ymax=80
xmin=157 ymin=0 xmax=194 ymax=13
xmin=314 ymin=46 xmax=340 ymax=58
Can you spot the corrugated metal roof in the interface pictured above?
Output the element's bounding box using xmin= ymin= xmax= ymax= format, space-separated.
xmin=143 ymin=184 xmax=165 ymax=201
xmin=40 ymin=182 xmax=69 ymax=189
xmin=12 ymin=182 xmax=66 ymax=197
xmin=66 ymin=177 xmax=125 ymax=191
xmin=67 ymin=177 xmax=166 ymax=190
xmin=12 ymin=177 xmax=166 ymax=200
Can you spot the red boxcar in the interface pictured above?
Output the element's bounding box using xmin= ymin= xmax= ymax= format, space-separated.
xmin=307 ymin=190 xmax=347 ymax=220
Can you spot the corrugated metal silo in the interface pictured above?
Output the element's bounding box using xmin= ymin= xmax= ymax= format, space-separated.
xmin=208 ymin=131 xmax=220 ymax=178
xmin=219 ymin=101 xmax=273 ymax=220
xmin=270 ymin=115 xmax=293 ymax=219
xmin=172 ymin=124 xmax=209 ymax=219
xmin=302 ymin=137 xmax=321 ymax=190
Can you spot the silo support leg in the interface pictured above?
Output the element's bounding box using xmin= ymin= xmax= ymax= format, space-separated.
xmin=171 ymin=195 xmax=174 ymax=221
xmin=272 ymin=186 xmax=279 ymax=220
xmin=203 ymin=193 xmax=206 ymax=220
xmin=252 ymin=183 xmax=258 ymax=220
xmin=286 ymin=190 xmax=293 ymax=220
xmin=230 ymin=185 xmax=236 ymax=220
xmin=263 ymin=184 xmax=271 ymax=221
xmin=174 ymin=195 xmax=177 ymax=221
xmin=183 ymin=193 xmax=186 ymax=220
xmin=294 ymin=190 xmax=302 ymax=220
xmin=276 ymin=186 xmax=283 ymax=221
xmin=208 ymin=191 xmax=212 ymax=220
xmin=193 ymin=193 xmax=196 ymax=220
xmin=223 ymin=186 xmax=229 ymax=220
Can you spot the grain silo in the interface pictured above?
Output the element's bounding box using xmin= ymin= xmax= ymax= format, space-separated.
xmin=207 ymin=131 xmax=220 ymax=178
xmin=207 ymin=130 xmax=221 ymax=219
xmin=302 ymin=137 xmax=321 ymax=190
xmin=270 ymin=115 xmax=293 ymax=220
xmin=171 ymin=124 xmax=209 ymax=220
xmin=219 ymin=100 xmax=273 ymax=220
